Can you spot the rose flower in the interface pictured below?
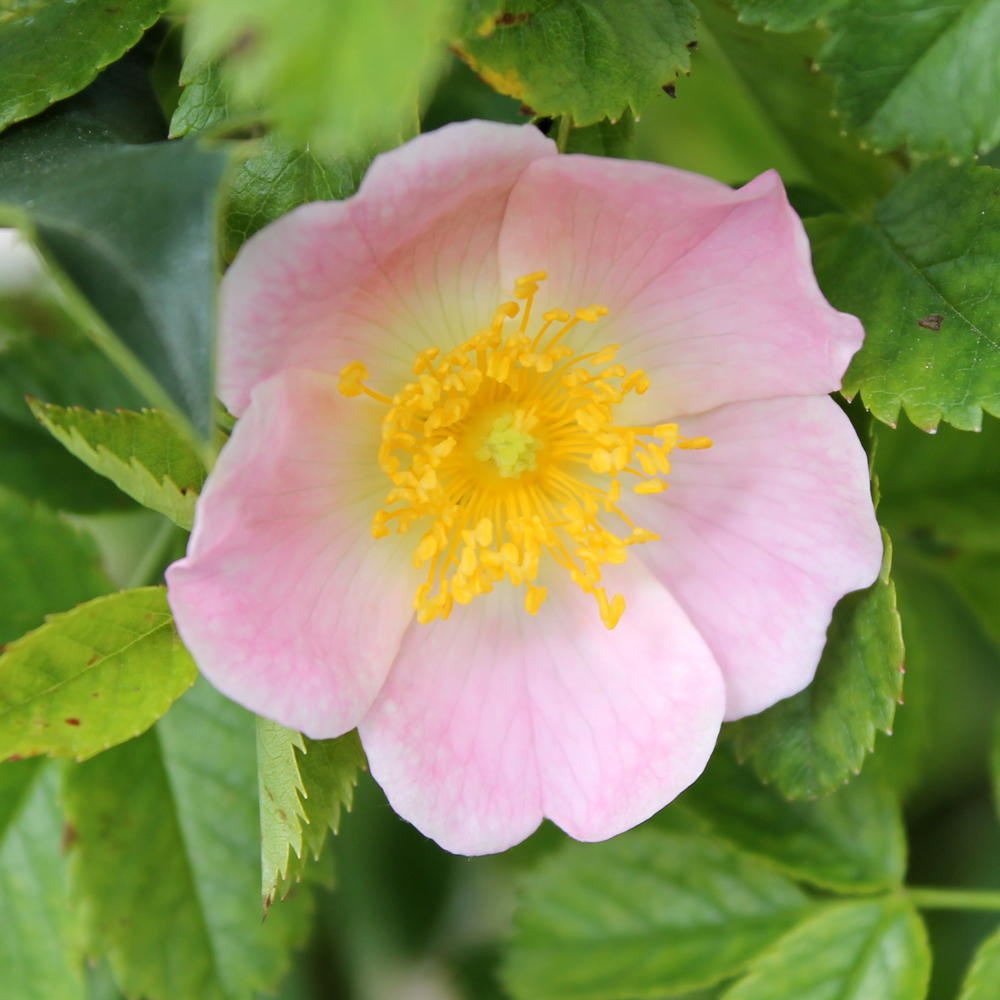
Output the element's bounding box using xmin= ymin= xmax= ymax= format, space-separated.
xmin=167 ymin=121 xmax=882 ymax=855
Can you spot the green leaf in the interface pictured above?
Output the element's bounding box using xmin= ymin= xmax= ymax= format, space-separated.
xmin=0 ymin=0 xmax=166 ymax=134
xmin=181 ymin=0 xmax=456 ymax=155
xmin=503 ymin=830 xmax=811 ymax=999
xmin=0 ymin=487 xmax=111 ymax=643
xmin=729 ymin=530 xmax=902 ymax=799
xmin=169 ymin=60 xmax=234 ymax=138
xmin=959 ymin=924 xmax=1000 ymax=1000
xmin=682 ymin=746 xmax=905 ymax=893
xmin=455 ymin=0 xmax=698 ymax=125
xmin=0 ymin=762 xmax=85 ymax=1000
xmin=257 ymin=720 xmax=365 ymax=906
xmin=811 ymin=161 xmax=1000 ymax=431
xmin=819 ymin=0 xmax=1000 ymax=159
xmin=729 ymin=0 xmax=845 ymax=31
xmin=30 ymin=402 xmax=206 ymax=529
xmin=63 ymin=680 xmax=312 ymax=1000
xmin=0 ymin=60 xmax=229 ymax=443
xmin=722 ymin=898 xmax=930 ymax=1000
xmin=697 ymin=1 xmax=895 ymax=212
xmin=223 ymin=135 xmax=369 ymax=262
xmin=0 ymin=587 xmax=196 ymax=762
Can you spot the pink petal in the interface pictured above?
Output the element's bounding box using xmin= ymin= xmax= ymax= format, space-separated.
xmin=498 ymin=157 xmax=862 ymax=417
xmin=166 ymin=369 xmax=419 ymax=737
xmin=628 ymin=395 xmax=883 ymax=720
xmin=219 ymin=121 xmax=557 ymax=415
xmin=359 ymin=564 xmax=725 ymax=855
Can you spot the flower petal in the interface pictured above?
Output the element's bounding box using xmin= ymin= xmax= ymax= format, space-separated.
xmin=167 ymin=369 xmax=420 ymax=737
xmin=359 ymin=564 xmax=725 ymax=855
xmin=219 ymin=121 xmax=557 ymax=415
xmin=499 ymin=157 xmax=861 ymax=416
xmin=628 ymin=395 xmax=883 ymax=720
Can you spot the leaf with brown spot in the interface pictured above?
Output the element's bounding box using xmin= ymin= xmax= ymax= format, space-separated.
xmin=0 ymin=587 xmax=195 ymax=762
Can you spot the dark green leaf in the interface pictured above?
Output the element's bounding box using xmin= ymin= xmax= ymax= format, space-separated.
xmin=0 ymin=63 xmax=228 ymax=442
xmin=697 ymin=1 xmax=895 ymax=212
xmin=0 ymin=587 xmax=196 ymax=762
xmin=64 ymin=680 xmax=312 ymax=1000
xmin=0 ymin=763 xmax=85 ymax=1000
xmin=456 ymin=0 xmax=698 ymax=125
xmin=223 ymin=135 xmax=368 ymax=261
xmin=820 ymin=0 xmax=1000 ymax=158
xmin=730 ymin=531 xmax=903 ymax=799
xmin=181 ymin=0 xmax=456 ymax=154
xmin=723 ymin=898 xmax=931 ymax=1000
xmin=0 ymin=0 xmax=166 ymax=134
xmin=503 ymin=831 xmax=811 ymax=999
xmin=0 ymin=486 xmax=110 ymax=643
xmin=257 ymin=720 xmax=365 ymax=906
xmin=682 ymin=746 xmax=905 ymax=892
xmin=811 ymin=161 xmax=1000 ymax=431
xmin=30 ymin=402 xmax=206 ymax=529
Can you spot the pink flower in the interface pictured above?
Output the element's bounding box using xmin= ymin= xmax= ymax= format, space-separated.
xmin=166 ymin=121 xmax=882 ymax=855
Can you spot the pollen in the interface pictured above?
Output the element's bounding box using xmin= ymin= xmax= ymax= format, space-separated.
xmin=337 ymin=273 xmax=711 ymax=629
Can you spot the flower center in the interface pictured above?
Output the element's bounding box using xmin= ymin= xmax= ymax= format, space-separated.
xmin=474 ymin=409 xmax=542 ymax=479
xmin=338 ymin=272 xmax=711 ymax=629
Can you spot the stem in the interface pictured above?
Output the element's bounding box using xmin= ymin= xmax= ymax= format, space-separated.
xmin=556 ymin=115 xmax=573 ymax=153
xmin=907 ymin=887 xmax=1000 ymax=913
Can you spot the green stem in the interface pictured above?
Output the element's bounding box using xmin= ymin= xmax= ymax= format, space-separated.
xmin=907 ymin=887 xmax=1000 ymax=913
xmin=556 ymin=114 xmax=573 ymax=153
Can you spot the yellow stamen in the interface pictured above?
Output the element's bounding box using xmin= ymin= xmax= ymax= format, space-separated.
xmin=337 ymin=275 xmax=712 ymax=629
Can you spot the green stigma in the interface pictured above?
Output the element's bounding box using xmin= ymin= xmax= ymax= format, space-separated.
xmin=475 ymin=412 xmax=542 ymax=479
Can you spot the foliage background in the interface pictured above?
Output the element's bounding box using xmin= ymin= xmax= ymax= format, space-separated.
xmin=1 ymin=1 xmax=999 ymax=998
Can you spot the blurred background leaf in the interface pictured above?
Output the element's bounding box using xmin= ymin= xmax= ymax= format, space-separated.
xmin=0 ymin=47 xmax=227 ymax=445
xmin=176 ymin=0 xmax=458 ymax=155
